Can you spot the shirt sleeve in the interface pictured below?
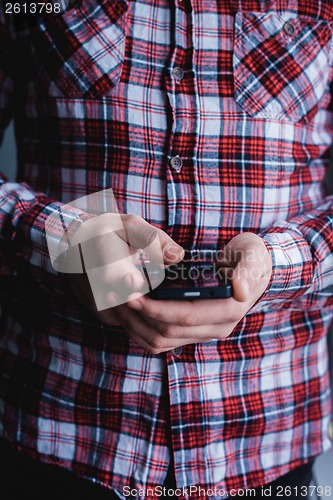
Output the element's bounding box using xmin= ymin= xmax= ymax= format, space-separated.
xmin=0 ymin=8 xmax=90 ymax=293
xmin=256 ymin=195 xmax=333 ymax=311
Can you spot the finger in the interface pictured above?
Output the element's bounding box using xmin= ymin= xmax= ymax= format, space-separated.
xmin=89 ymin=268 xmax=148 ymax=311
xmin=219 ymin=234 xmax=272 ymax=302
xmin=78 ymin=230 xmax=143 ymax=280
xmin=86 ymin=258 xmax=146 ymax=312
xmin=230 ymin=252 xmax=271 ymax=302
xmin=115 ymin=306 xmax=213 ymax=353
xmin=122 ymin=215 xmax=184 ymax=264
xmin=128 ymin=331 xmax=215 ymax=354
xmin=128 ymin=295 xmax=243 ymax=326
xmin=72 ymin=226 xmax=146 ymax=305
xmin=69 ymin=275 xmax=121 ymax=325
xmin=138 ymin=314 xmax=237 ymax=340
xmin=94 ymin=308 xmax=121 ymax=327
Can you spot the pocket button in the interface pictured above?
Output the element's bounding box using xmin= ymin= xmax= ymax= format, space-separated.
xmin=283 ymin=22 xmax=295 ymax=36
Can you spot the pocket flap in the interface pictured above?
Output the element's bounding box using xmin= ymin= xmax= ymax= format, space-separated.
xmin=233 ymin=11 xmax=333 ymax=122
xmin=31 ymin=0 xmax=129 ymax=98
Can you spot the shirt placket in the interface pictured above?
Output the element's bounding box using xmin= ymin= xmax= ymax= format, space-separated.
xmin=164 ymin=0 xmax=200 ymax=250
xmin=164 ymin=0 xmax=209 ymax=490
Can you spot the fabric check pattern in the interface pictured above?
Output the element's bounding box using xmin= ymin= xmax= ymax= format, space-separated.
xmin=1 ymin=0 xmax=333 ymax=498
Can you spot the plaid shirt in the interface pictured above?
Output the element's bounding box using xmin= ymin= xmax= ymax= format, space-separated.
xmin=1 ymin=0 xmax=333 ymax=497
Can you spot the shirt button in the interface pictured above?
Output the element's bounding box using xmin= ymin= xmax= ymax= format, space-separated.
xmin=170 ymin=155 xmax=183 ymax=172
xmin=171 ymin=346 xmax=182 ymax=356
xmin=283 ymin=21 xmax=295 ymax=36
xmin=172 ymin=66 xmax=184 ymax=82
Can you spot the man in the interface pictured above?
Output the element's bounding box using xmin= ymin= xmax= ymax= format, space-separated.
xmin=0 ymin=0 xmax=332 ymax=498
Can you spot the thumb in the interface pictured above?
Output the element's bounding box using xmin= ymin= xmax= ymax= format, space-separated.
xmin=222 ymin=233 xmax=272 ymax=302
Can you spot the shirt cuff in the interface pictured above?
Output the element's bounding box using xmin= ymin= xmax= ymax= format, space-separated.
xmin=256 ymin=228 xmax=314 ymax=304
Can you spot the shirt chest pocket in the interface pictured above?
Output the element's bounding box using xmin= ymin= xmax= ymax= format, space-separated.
xmin=29 ymin=0 xmax=128 ymax=98
xmin=233 ymin=11 xmax=333 ymax=122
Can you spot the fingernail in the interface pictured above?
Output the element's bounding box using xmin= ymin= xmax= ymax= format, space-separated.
xmin=165 ymin=245 xmax=184 ymax=261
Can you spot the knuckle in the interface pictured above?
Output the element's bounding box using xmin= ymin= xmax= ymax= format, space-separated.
xmin=98 ymin=312 xmax=118 ymax=327
xmin=140 ymin=228 xmax=153 ymax=245
xmin=160 ymin=325 xmax=178 ymax=338
xmin=227 ymin=313 xmax=239 ymax=323
xmin=224 ymin=307 xmax=242 ymax=323
xmin=179 ymin=310 xmax=194 ymax=327
xmin=148 ymin=346 xmax=163 ymax=355
xmin=146 ymin=346 xmax=157 ymax=354
xmin=216 ymin=329 xmax=226 ymax=338
xmin=125 ymin=214 xmax=143 ymax=226
xmin=219 ymin=329 xmax=231 ymax=339
xmin=147 ymin=336 xmax=166 ymax=351
xmin=104 ymin=317 xmax=119 ymax=328
xmin=148 ymin=305 xmax=163 ymax=321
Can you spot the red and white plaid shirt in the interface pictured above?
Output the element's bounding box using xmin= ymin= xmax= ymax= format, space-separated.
xmin=1 ymin=0 xmax=333 ymax=498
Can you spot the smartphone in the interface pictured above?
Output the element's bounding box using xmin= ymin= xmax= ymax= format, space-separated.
xmin=146 ymin=261 xmax=232 ymax=300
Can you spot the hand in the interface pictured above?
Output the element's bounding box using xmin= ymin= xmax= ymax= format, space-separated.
xmin=67 ymin=214 xmax=184 ymax=326
xmin=119 ymin=233 xmax=272 ymax=353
